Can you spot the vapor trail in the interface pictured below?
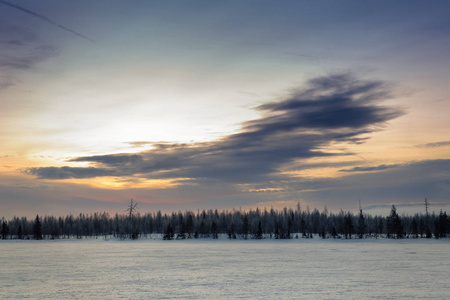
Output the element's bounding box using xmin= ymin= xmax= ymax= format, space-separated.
xmin=0 ymin=0 xmax=94 ymax=42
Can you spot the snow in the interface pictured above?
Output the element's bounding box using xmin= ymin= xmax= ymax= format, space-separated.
xmin=1 ymin=238 xmax=449 ymax=299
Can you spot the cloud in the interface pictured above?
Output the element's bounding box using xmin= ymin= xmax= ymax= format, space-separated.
xmin=365 ymin=202 xmax=448 ymax=210
xmin=339 ymin=164 xmax=400 ymax=173
xmin=0 ymin=75 xmax=14 ymax=89
xmin=0 ymin=45 xmax=58 ymax=70
xmin=0 ymin=0 xmax=94 ymax=42
xmin=126 ymin=141 xmax=154 ymax=148
xmin=69 ymin=154 xmax=143 ymax=167
xmin=252 ymin=74 xmax=399 ymax=131
xmin=416 ymin=141 xmax=450 ymax=148
xmin=23 ymin=166 xmax=115 ymax=179
xmin=0 ymin=21 xmax=60 ymax=90
xmin=26 ymin=73 xmax=404 ymax=183
xmin=298 ymin=159 xmax=450 ymax=209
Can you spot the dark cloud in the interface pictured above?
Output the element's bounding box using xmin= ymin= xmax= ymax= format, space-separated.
xmin=251 ymin=74 xmax=399 ymax=131
xmin=339 ymin=164 xmax=400 ymax=173
xmin=69 ymin=154 xmax=143 ymax=167
xmin=26 ymin=73 xmax=404 ymax=183
xmin=416 ymin=141 xmax=450 ymax=148
xmin=287 ymin=160 xmax=364 ymax=171
xmin=23 ymin=166 xmax=115 ymax=179
xmin=299 ymin=159 xmax=450 ymax=209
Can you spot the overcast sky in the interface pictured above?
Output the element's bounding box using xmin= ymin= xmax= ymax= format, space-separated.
xmin=1 ymin=0 xmax=450 ymax=218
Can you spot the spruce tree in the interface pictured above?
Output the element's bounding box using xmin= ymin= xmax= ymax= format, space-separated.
xmin=17 ymin=224 xmax=23 ymax=239
xmin=254 ymin=220 xmax=263 ymax=239
xmin=211 ymin=221 xmax=218 ymax=239
xmin=410 ymin=218 xmax=418 ymax=238
xmin=33 ymin=215 xmax=43 ymax=240
xmin=437 ymin=210 xmax=448 ymax=238
xmin=163 ymin=223 xmax=174 ymax=240
xmin=358 ymin=209 xmax=366 ymax=239
xmin=186 ymin=214 xmax=194 ymax=238
xmin=1 ymin=220 xmax=9 ymax=240
xmin=387 ymin=205 xmax=403 ymax=238
xmin=344 ymin=213 xmax=354 ymax=239
xmin=241 ymin=215 xmax=249 ymax=239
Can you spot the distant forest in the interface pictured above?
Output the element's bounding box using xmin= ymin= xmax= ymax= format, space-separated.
xmin=1 ymin=201 xmax=448 ymax=240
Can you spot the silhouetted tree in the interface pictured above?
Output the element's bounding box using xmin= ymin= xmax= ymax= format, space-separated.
xmin=228 ymin=223 xmax=236 ymax=239
xmin=1 ymin=203 xmax=449 ymax=241
xmin=186 ymin=214 xmax=194 ymax=238
xmin=1 ymin=220 xmax=9 ymax=239
xmin=254 ymin=220 xmax=263 ymax=239
xmin=125 ymin=199 xmax=138 ymax=219
xmin=387 ymin=205 xmax=403 ymax=238
xmin=435 ymin=210 xmax=448 ymax=238
xmin=410 ymin=218 xmax=418 ymax=238
xmin=163 ymin=223 xmax=174 ymax=240
xmin=33 ymin=215 xmax=43 ymax=240
xmin=274 ymin=221 xmax=281 ymax=239
xmin=330 ymin=226 xmax=338 ymax=238
xmin=241 ymin=215 xmax=249 ymax=239
xmin=177 ymin=221 xmax=186 ymax=240
xmin=300 ymin=217 xmax=306 ymax=237
xmin=358 ymin=208 xmax=366 ymax=239
xmin=17 ymin=224 xmax=23 ymax=239
xmin=211 ymin=221 xmax=218 ymax=239
xmin=343 ymin=212 xmax=354 ymax=239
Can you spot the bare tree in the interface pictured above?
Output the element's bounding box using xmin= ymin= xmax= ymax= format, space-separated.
xmin=125 ymin=199 xmax=138 ymax=220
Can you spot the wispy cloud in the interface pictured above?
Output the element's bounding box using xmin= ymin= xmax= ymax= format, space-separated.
xmin=126 ymin=141 xmax=155 ymax=148
xmin=416 ymin=141 xmax=450 ymax=149
xmin=0 ymin=75 xmax=14 ymax=89
xmin=25 ymin=73 xmax=404 ymax=183
xmin=0 ymin=0 xmax=94 ymax=42
xmin=339 ymin=164 xmax=400 ymax=173
xmin=0 ymin=21 xmax=59 ymax=90
xmin=0 ymin=45 xmax=58 ymax=70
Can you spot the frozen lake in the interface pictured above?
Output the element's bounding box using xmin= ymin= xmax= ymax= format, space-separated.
xmin=1 ymin=238 xmax=449 ymax=299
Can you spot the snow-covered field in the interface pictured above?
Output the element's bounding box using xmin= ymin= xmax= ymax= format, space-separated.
xmin=1 ymin=238 xmax=449 ymax=299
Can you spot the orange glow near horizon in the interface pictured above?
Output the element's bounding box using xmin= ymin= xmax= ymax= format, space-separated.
xmin=50 ymin=176 xmax=194 ymax=190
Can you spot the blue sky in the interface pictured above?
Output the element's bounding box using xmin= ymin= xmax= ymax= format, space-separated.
xmin=1 ymin=0 xmax=450 ymax=218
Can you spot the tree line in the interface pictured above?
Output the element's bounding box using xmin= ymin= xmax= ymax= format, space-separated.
xmin=1 ymin=203 xmax=448 ymax=240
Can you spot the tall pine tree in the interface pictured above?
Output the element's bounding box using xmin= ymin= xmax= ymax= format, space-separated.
xmin=33 ymin=215 xmax=43 ymax=240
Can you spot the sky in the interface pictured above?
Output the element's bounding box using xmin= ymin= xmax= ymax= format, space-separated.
xmin=1 ymin=0 xmax=450 ymax=219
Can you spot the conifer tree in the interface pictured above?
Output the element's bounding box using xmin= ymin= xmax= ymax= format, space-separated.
xmin=186 ymin=214 xmax=194 ymax=238
xmin=228 ymin=223 xmax=236 ymax=239
xmin=17 ymin=224 xmax=23 ymax=239
xmin=1 ymin=220 xmax=9 ymax=239
xmin=254 ymin=220 xmax=263 ymax=239
xmin=344 ymin=213 xmax=354 ymax=239
xmin=163 ymin=223 xmax=174 ymax=240
xmin=358 ymin=208 xmax=366 ymax=239
xmin=387 ymin=205 xmax=403 ymax=238
xmin=410 ymin=218 xmax=418 ymax=238
xmin=241 ymin=215 xmax=249 ymax=239
xmin=33 ymin=215 xmax=43 ymax=240
xmin=211 ymin=221 xmax=218 ymax=239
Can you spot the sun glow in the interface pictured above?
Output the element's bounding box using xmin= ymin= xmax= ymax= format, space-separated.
xmin=50 ymin=176 xmax=193 ymax=190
